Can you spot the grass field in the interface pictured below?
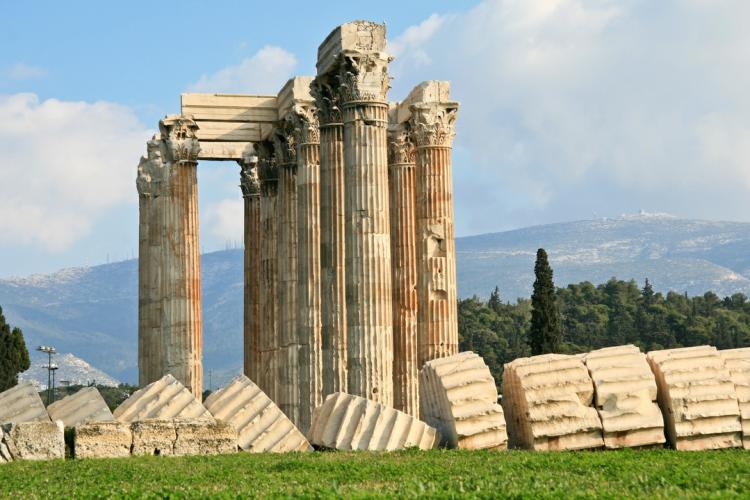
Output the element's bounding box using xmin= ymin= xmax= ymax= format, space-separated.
xmin=1 ymin=449 xmax=748 ymax=498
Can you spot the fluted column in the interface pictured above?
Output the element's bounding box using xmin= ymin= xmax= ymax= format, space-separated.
xmin=388 ymin=120 xmax=418 ymax=416
xmin=257 ymin=142 xmax=279 ymax=402
xmin=273 ymin=125 xmax=300 ymax=425
xmin=239 ymin=152 xmax=261 ymax=382
xmin=159 ymin=116 xmax=203 ymax=398
xmin=410 ymin=101 xmax=460 ymax=368
xmin=311 ymin=79 xmax=347 ymax=397
xmin=291 ymin=104 xmax=322 ymax=432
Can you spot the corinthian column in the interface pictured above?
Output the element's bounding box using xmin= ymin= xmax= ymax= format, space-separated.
xmin=239 ymin=151 xmax=261 ymax=383
xmin=318 ymin=21 xmax=394 ymax=404
xmin=159 ymin=115 xmax=203 ymax=398
xmin=257 ymin=142 xmax=279 ymax=402
xmin=272 ymin=123 xmax=300 ymax=425
xmin=290 ymin=99 xmax=322 ymax=432
xmin=311 ymin=78 xmax=347 ymax=398
xmin=387 ymin=117 xmax=418 ymax=416
xmin=408 ymin=85 xmax=460 ymax=368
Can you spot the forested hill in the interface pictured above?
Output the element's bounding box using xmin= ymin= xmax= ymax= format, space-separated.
xmin=460 ymin=279 xmax=750 ymax=387
xmin=2 ymin=213 xmax=750 ymax=385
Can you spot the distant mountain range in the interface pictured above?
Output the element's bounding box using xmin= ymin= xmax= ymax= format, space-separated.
xmin=19 ymin=352 xmax=120 ymax=390
xmin=3 ymin=213 xmax=750 ymax=387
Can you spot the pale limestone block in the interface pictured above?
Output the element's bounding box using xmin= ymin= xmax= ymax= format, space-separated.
xmin=47 ymin=387 xmax=114 ymax=428
xmin=74 ymin=421 xmax=132 ymax=459
xmin=647 ymin=346 xmax=742 ymax=450
xmin=502 ymin=354 xmax=603 ymax=451
xmin=0 ymin=427 xmax=10 ymax=463
xmin=131 ymin=419 xmax=177 ymax=456
xmin=204 ymin=375 xmax=312 ymax=453
xmin=0 ymin=381 xmax=50 ymax=424
xmin=308 ymin=392 xmax=438 ymax=451
xmin=317 ymin=21 xmax=388 ymax=75
xmin=113 ymin=374 xmax=213 ymax=423
xmin=420 ymin=352 xmax=507 ymax=450
xmin=173 ymin=420 xmax=237 ymax=456
xmin=584 ymin=345 xmax=665 ymax=449
xmin=719 ymin=347 xmax=750 ymax=449
xmin=2 ymin=420 xmax=64 ymax=461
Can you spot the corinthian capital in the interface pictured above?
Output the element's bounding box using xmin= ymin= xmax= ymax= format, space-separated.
xmin=387 ymin=123 xmax=415 ymax=165
xmin=336 ymin=53 xmax=391 ymax=104
xmin=159 ymin=114 xmax=201 ymax=163
xmin=270 ymin=121 xmax=297 ymax=167
xmin=409 ymin=102 xmax=459 ymax=148
xmin=136 ymin=134 xmax=166 ymax=196
xmin=238 ymin=148 xmax=260 ymax=197
xmin=255 ymin=141 xmax=279 ymax=189
xmin=288 ymin=103 xmax=319 ymax=145
xmin=310 ymin=77 xmax=342 ymax=126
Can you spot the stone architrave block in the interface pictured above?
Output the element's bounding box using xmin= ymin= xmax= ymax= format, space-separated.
xmin=0 ymin=381 xmax=51 ymax=425
xmin=113 ymin=374 xmax=213 ymax=423
xmin=47 ymin=387 xmax=114 ymax=428
xmin=204 ymin=375 xmax=312 ymax=453
xmin=719 ymin=348 xmax=750 ymax=449
xmin=1 ymin=421 xmax=65 ymax=461
xmin=74 ymin=421 xmax=132 ymax=459
xmin=307 ymin=392 xmax=439 ymax=451
xmin=584 ymin=345 xmax=665 ymax=449
xmin=502 ymin=354 xmax=603 ymax=451
xmin=131 ymin=419 xmax=177 ymax=457
xmin=172 ymin=420 xmax=238 ymax=456
xmin=419 ymin=351 xmax=507 ymax=450
xmin=647 ymin=346 xmax=742 ymax=450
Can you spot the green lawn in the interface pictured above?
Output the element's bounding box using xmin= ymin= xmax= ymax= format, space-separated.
xmin=1 ymin=449 xmax=748 ymax=498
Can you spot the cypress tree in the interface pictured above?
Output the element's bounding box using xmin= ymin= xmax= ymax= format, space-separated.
xmin=529 ymin=248 xmax=561 ymax=354
xmin=0 ymin=306 xmax=30 ymax=392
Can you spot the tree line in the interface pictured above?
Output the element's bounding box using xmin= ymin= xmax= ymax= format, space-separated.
xmin=0 ymin=305 xmax=30 ymax=392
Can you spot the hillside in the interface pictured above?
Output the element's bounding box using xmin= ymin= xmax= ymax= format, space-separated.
xmin=2 ymin=213 xmax=750 ymax=386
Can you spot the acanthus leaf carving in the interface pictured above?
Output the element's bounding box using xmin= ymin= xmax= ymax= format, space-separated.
xmin=160 ymin=115 xmax=201 ymax=163
xmin=409 ymin=103 xmax=459 ymax=148
xmin=238 ymin=150 xmax=260 ymax=197
xmin=311 ymin=78 xmax=342 ymax=126
xmin=288 ymin=103 xmax=320 ymax=146
xmin=388 ymin=125 xmax=416 ymax=165
xmin=336 ymin=54 xmax=391 ymax=105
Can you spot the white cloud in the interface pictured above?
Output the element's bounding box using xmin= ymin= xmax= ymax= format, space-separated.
xmin=389 ymin=0 xmax=750 ymax=234
xmin=0 ymin=93 xmax=150 ymax=251
xmin=202 ymin=198 xmax=243 ymax=245
xmin=189 ymin=46 xmax=297 ymax=94
xmin=6 ymin=63 xmax=47 ymax=80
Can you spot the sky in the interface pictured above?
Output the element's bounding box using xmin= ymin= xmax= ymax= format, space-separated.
xmin=1 ymin=0 xmax=749 ymax=277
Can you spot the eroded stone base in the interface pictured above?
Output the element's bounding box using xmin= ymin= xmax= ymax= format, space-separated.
xmin=1 ymin=421 xmax=65 ymax=461
xmin=74 ymin=421 xmax=132 ymax=459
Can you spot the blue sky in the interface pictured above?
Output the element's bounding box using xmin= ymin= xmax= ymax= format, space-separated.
xmin=1 ymin=0 xmax=749 ymax=277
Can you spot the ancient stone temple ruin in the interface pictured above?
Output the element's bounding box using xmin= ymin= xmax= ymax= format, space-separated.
xmin=135 ymin=21 xmax=460 ymax=429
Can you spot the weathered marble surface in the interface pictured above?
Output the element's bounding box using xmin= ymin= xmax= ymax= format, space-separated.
xmin=47 ymin=387 xmax=114 ymax=428
xmin=720 ymin=347 xmax=750 ymax=449
xmin=1 ymin=420 xmax=64 ymax=461
xmin=113 ymin=374 xmax=213 ymax=423
xmin=74 ymin=421 xmax=132 ymax=459
xmin=0 ymin=381 xmax=50 ymax=425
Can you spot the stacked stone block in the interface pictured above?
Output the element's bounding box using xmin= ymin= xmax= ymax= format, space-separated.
xmin=584 ymin=345 xmax=665 ymax=448
xmin=647 ymin=346 xmax=742 ymax=450
xmin=420 ymin=352 xmax=507 ymax=450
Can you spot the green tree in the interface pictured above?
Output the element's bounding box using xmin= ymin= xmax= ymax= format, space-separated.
xmin=529 ymin=248 xmax=561 ymax=354
xmin=0 ymin=306 xmax=31 ymax=391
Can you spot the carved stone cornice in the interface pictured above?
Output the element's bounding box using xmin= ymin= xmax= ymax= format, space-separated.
xmin=238 ymin=149 xmax=260 ymax=197
xmin=288 ymin=103 xmax=320 ymax=146
xmin=136 ymin=134 xmax=166 ymax=197
xmin=409 ymin=102 xmax=459 ymax=148
xmin=387 ymin=124 xmax=416 ymax=165
xmin=159 ymin=115 xmax=201 ymax=163
xmin=310 ymin=77 xmax=342 ymax=126
xmin=336 ymin=53 xmax=391 ymax=105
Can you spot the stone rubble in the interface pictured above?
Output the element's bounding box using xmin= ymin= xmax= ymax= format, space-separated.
xmin=307 ymin=392 xmax=438 ymax=451
xmin=502 ymin=353 xmax=603 ymax=450
xmin=584 ymin=345 xmax=665 ymax=449
xmin=74 ymin=421 xmax=132 ymax=459
xmin=0 ymin=421 xmax=65 ymax=461
xmin=47 ymin=387 xmax=114 ymax=428
xmin=647 ymin=346 xmax=742 ymax=450
xmin=419 ymin=352 xmax=507 ymax=450
xmin=719 ymin=348 xmax=750 ymax=449
xmin=204 ymin=375 xmax=312 ymax=453
xmin=0 ymin=381 xmax=51 ymax=425
xmin=113 ymin=374 xmax=213 ymax=423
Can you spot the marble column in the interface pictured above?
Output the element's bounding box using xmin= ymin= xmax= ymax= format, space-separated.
xmin=311 ymin=79 xmax=347 ymax=397
xmin=291 ymin=103 xmax=322 ymax=432
xmin=257 ymin=142 xmax=280 ymax=402
xmin=387 ymin=119 xmax=419 ymax=416
xmin=410 ymin=99 xmax=460 ymax=368
xmin=239 ymin=152 xmax=261 ymax=383
xmin=273 ymin=124 xmax=300 ymax=424
xmin=318 ymin=21 xmax=394 ymax=404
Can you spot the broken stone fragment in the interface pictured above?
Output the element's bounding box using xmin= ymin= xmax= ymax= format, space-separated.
xmin=113 ymin=374 xmax=213 ymax=423
xmin=204 ymin=375 xmax=312 ymax=453
xmin=1 ymin=420 xmax=65 ymax=461
xmin=47 ymin=387 xmax=114 ymax=428
xmin=0 ymin=381 xmax=51 ymax=425
xmin=419 ymin=351 xmax=507 ymax=450
xmin=308 ymin=392 xmax=438 ymax=451
xmin=74 ymin=420 xmax=132 ymax=459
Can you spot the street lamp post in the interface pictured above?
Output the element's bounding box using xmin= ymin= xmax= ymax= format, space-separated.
xmin=36 ymin=345 xmax=56 ymax=405
xmin=49 ymin=364 xmax=58 ymax=404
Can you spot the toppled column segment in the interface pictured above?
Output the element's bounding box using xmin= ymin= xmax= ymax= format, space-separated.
xmin=204 ymin=375 xmax=312 ymax=453
xmin=0 ymin=381 xmax=51 ymax=424
xmin=647 ymin=346 xmax=742 ymax=450
xmin=47 ymin=387 xmax=114 ymax=428
xmin=584 ymin=345 xmax=665 ymax=449
xmin=720 ymin=348 xmax=750 ymax=449
xmin=420 ymin=352 xmax=507 ymax=450
xmin=308 ymin=392 xmax=438 ymax=451
xmin=113 ymin=374 xmax=213 ymax=423
xmin=502 ymin=353 xmax=603 ymax=450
